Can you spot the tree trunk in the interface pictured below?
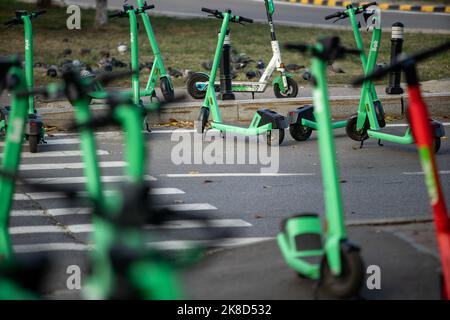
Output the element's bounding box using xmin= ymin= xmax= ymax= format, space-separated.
xmin=37 ymin=0 xmax=52 ymax=7
xmin=95 ymin=0 xmax=108 ymax=27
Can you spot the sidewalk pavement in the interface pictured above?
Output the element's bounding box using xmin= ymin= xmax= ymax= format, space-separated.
xmin=1 ymin=79 xmax=449 ymax=130
xmin=184 ymin=221 xmax=442 ymax=300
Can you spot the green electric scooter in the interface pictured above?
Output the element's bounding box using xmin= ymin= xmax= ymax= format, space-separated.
xmin=0 ymin=56 xmax=34 ymax=260
xmin=287 ymin=2 xmax=383 ymax=142
xmin=197 ymin=8 xmax=288 ymax=145
xmin=0 ymin=10 xmax=47 ymax=153
xmin=0 ymin=64 xmax=202 ymax=299
xmin=327 ymin=3 xmax=444 ymax=152
xmin=88 ymin=1 xmax=175 ymax=105
xmin=278 ymin=37 xmax=364 ymax=299
xmin=187 ymin=0 xmax=298 ymax=100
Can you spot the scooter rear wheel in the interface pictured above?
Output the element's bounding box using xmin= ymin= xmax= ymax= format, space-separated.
xmin=0 ymin=108 xmax=7 ymax=136
xmin=289 ymin=123 xmax=312 ymax=141
xmin=160 ymin=77 xmax=175 ymax=102
xmin=320 ymin=245 xmax=365 ymax=299
xmin=267 ymin=129 xmax=285 ymax=146
xmin=274 ymin=77 xmax=298 ymax=99
xmin=187 ymin=73 xmax=209 ymax=100
xmin=29 ymin=135 xmax=39 ymax=153
xmin=346 ymin=113 xmax=369 ymax=142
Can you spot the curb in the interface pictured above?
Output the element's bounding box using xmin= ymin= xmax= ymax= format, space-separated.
xmin=282 ymin=0 xmax=450 ymax=14
xmin=38 ymin=92 xmax=450 ymax=130
xmin=346 ymin=216 xmax=433 ymax=226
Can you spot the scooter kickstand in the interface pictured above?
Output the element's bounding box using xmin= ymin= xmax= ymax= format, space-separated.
xmin=377 ymin=139 xmax=383 ymax=147
xmin=359 ymin=140 xmax=364 ymax=149
xmin=251 ymin=92 xmax=255 ymax=100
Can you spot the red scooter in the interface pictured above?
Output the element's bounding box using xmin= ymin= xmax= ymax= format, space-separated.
xmin=353 ymin=41 xmax=450 ymax=299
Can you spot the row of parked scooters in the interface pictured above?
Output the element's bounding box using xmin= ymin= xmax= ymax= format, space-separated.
xmin=0 ymin=0 xmax=449 ymax=299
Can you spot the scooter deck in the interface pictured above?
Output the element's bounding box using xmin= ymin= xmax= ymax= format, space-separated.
xmin=211 ymin=122 xmax=272 ymax=135
xmin=88 ymin=89 xmax=154 ymax=100
xmin=367 ymin=128 xmax=414 ymax=145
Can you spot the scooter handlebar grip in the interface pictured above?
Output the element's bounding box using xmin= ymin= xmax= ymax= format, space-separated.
xmin=4 ymin=18 xmax=18 ymax=26
xmin=109 ymin=12 xmax=125 ymax=18
xmin=325 ymin=12 xmax=341 ymax=20
xmin=352 ymin=66 xmax=390 ymax=86
xmin=33 ymin=10 xmax=47 ymax=18
xmin=239 ymin=16 xmax=253 ymax=24
xmin=362 ymin=2 xmax=377 ymax=9
xmin=142 ymin=4 xmax=155 ymax=11
xmin=344 ymin=48 xmax=362 ymax=55
xmin=201 ymin=8 xmax=216 ymax=14
xmin=284 ymin=43 xmax=308 ymax=52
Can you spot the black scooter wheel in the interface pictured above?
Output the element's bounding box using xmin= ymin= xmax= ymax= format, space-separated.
xmin=160 ymin=77 xmax=175 ymax=102
xmin=374 ymin=101 xmax=386 ymax=128
xmin=346 ymin=113 xmax=369 ymax=142
xmin=320 ymin=246 xmax=365 ymax=299
xmin=434 ymin=137 xmax=441 ymax=153
xmin=289 ymin=123 xmax=312 ymax=141
xmin=267 ymin=129 xmax=285 ymax=146
xmin=0 ymin=108 xmax=7 ymax=136
xmin=29 ymin=135 xmax=39 ymax=153
xmin=187 ymin=73 xmax=209 ymax=100
xmin=274 ymin=77 xmax=298 ymax=99
xmin=197 ymin=107 xmax=209 ymax=134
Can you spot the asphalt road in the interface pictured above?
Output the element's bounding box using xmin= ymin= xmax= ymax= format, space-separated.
xmin=64 ymin=0 xmax=450 ymax=31
xmin=6 ymin=126 xmax=450 ymax=252
xmin=2 ymin=124 xmax=449 ymax=298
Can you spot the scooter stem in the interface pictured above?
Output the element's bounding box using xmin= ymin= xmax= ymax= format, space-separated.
xmin=312 ymin=56 xmax=346 ymax=274
xmin=22 ymin=16 xmax=35 ymax=114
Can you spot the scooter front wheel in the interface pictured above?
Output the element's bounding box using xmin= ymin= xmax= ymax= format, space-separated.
xmin=374 ymin=101 xmax=386 ymax=128
xmin=267 ymin=129 xmax=285 ymax=146
xmin=196 ymin=107 xmax=210 ymax=134
xmin=187 ymin=73 xmax=209 ymax=100
xmin=289 ymin=123 xmax=312 ymax=141
xmin=29 ymin=135 xmax=39 ymax=153
xmin=346 ymin=113 xmax=369 ymax=142
xmin=160 ymin=77 xmax=175 ymax=102
xmin=274 ymin=78 xmax=298 ymax=99
xmin=320 ymin=245 xmax=365 ymax=299
xmin=433 ymin=137 xmax=441 ymax=153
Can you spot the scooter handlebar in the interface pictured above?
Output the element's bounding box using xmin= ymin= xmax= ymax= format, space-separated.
xmin=352 ymin=40 xmax=450 ymax=85
xmin=325 ymin=2 xmax=376 ymax=21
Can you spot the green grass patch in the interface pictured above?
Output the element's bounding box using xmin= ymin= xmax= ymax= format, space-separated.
xmin=0 ymin=0 xmax=449 ymax=89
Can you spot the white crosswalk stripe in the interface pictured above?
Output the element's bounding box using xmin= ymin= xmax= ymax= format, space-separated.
xmin=0 ymin=138 xmax=81 ymax=147
xmin=13 ymin=237 xmax=271 ymax=254
xmin=18 ymin=175 xmax=157 ymax=185
xmin=0 ymin=150 xmax=109 ymax=159
xmin=19 ymin=161 xmax=126 ymax=171
xmin=14 ymin=188 xmax=185 ymax=200
xmin=11 ymin=203 xmax=216 ymax=217
xmin=10 ymin=219 xmax=251 ymax=235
